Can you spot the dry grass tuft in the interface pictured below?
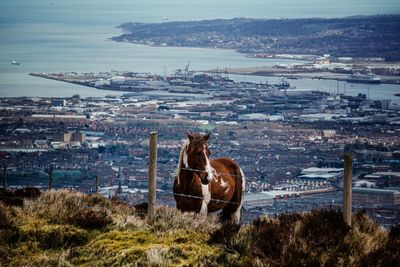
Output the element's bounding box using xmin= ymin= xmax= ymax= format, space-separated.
xmin=0 ymin=201 xmax=18 ymax=235
xmin=144 ymin=247 xmax=171 ymax=266
xmin=32 ymin=250 xmax=73 ymax=267
xmin=24 ymin=189 xmax=113 ymax=229
xmin=7 ymin=248 xmax=73 ymax=267
xmin=345 ymin=211 xmax=388 ymax=264
xmin=113 ymin=213 xmax=146 ymax=230
xmin=358 ymin=223 xmax=400 ymax=266
xmin=150 ymin=205 xmax=220 ymax=234
xmin=0 ymin=187 xmax=41 ymax=206
xmin=0 ymin=202 xmax=20 ymax=263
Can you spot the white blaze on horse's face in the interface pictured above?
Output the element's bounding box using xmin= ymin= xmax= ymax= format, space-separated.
xmin=203 ymin=145 xmax=214 ymax=185
xmin=196 ymin=143 xmax=213 ymax=185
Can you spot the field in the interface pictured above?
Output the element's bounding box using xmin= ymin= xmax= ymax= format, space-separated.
xmin=0 ymin=188 xmax=399 ymax=266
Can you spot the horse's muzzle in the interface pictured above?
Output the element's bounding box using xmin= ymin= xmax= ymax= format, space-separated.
xmin=199 ymin=172 xmax=212 ymax=185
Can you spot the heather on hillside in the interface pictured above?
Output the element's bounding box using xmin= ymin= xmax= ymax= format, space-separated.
xmin=0 ymin=189 xmax=399 ymax=266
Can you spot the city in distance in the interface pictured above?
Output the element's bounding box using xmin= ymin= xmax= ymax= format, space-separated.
xmin=0 ymin=1 xmax=400 ymax=266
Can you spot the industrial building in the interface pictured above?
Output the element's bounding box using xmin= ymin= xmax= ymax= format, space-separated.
xmin=298 ymin=167 xmax=343 ymax=182
xmin=353 ymin=188 xmax=400 ymax=205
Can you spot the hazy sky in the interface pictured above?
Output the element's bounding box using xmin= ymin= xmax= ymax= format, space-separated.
xmin=1 ymin=0 xmax=399 ymax=25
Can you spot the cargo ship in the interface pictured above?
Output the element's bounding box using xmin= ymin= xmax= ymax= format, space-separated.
xmin=345 ymin=73 xmax=381 ymax=84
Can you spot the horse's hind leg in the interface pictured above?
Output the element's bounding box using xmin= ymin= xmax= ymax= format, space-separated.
xmin=222 ymin=167 xmax=245 ymax=224
xmin=221 ymin=202 xmax=241 ymax=224
xmin=221 ymin=185 xmax=242 ymax=224
xmin=231 ymin=202 xmax=242 ymax=224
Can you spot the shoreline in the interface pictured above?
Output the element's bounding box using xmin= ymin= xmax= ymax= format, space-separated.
xmin=213 ymin=67 xmax=400 ymax=85
xmin=112 ymin=40 xmax=400 ymax=85
xmin=29 ymin=73 xmax=156 ymax=94
xmin=115 ymin=39 xmax=400 ymax=64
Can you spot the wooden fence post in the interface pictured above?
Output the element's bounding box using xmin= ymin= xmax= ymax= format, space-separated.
xmin=48 ymin=165 xmax=53 ymax=190
xmin=343 ymin=154 xmax=352 ymax=227
xmin=95 ymin=175 xmax=99 ymax=193
xmin=3 ymin=163 xmax=7 ymax=190
xmin=148 ymin=131 xmax=158 ymax=223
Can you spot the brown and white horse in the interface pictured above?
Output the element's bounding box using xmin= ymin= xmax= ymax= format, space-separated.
xmin=173 ymin=132 xmax=245 ymax=224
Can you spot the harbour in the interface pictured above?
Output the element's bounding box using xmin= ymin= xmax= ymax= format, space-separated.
xmin=26 ymin=69 xmax=400 ymax=101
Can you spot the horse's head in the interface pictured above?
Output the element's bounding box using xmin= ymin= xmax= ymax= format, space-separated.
xmin=186 ymin=132 xmax=213 ymax=185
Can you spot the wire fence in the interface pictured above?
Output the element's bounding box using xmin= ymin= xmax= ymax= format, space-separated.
xmin=0 ymin=179 xmax=263 ymax=206
xmin=0 ymin=163 xmax=335 ymax=208
xmin=1 ymin=159 xmax=338 ymax=210
xmin=0 ymin=132 xmax=354 ymax=225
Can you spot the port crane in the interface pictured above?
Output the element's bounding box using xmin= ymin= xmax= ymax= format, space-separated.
xmin=183 ymin=60 xmax=190 ymax=78
xmin=173 ymin=60 xmax=193 ymax=79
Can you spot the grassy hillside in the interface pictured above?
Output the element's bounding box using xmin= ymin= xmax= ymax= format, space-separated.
xmin=0 ymin=189 xmax=399 ymax=266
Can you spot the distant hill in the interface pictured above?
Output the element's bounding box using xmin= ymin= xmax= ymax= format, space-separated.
xmin=113 ymin=15 xmax=400 ymax=61
xmin=1 ymin=189 xmax=399 ymax=266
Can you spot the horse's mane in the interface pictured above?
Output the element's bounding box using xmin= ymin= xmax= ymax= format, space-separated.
xmin=175 ymin=139 xmax=189 ymax=185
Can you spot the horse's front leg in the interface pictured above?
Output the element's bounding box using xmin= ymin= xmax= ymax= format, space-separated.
xmin=200 ymin=184 xmax=211 ymax=216
xmin=200 ymin=201 xmax=208 ymax=215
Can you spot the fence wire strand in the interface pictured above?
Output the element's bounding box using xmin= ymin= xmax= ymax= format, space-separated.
xmin=181 ymin=167 xmax=244 ymax=178
xmin=174 ymin=167 xmax=245 ymax=205
xmin=171 ymin=192 xmax=242 ymax=205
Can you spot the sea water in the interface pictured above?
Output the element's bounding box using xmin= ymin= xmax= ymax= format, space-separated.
xmin=0 ymin=0 xmax=399 ymax=98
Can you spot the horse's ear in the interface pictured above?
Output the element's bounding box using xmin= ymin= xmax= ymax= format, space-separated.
xmin=203 ymin=132 xmax=211 ymax=142
xmin=187 ymin=131 xmax=194 ymax=141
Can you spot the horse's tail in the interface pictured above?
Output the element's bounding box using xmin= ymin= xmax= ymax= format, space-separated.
xmin=221 ymin=164 xmax=245 ymax=224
